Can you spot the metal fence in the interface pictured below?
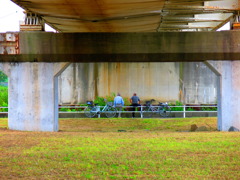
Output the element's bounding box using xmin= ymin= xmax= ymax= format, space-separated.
xmin=0 ymin=105 xmax=217 ymax=118
xmin=59 ymin=105 xmax=218 ymax=118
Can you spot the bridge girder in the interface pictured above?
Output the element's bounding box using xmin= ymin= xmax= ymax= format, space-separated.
xmin=1 ymin=31 xmax=240 ymax=62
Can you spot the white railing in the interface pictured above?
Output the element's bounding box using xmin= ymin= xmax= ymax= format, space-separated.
xmin=168 ymin=105 xmax=217 ymax=118
xmin=0 ymin=105 xmax=217 ymax=118
xmin=58 ymin=105 xmax=218 ymax=118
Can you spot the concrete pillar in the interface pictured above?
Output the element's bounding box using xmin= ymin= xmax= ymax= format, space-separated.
xmin=0 ymin=62 xmax=70 ymax=132
xmin=205 ymin=61 xmax=240 ymax=131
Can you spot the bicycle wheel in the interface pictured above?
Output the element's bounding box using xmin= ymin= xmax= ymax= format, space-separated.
xmin=142 ymin=107 xmax=154 ymax=118
xmin=84 ymin=106 xmax=97 ymax=118
xmin=104 ymin=106 xmax=116 ymax=118
xmin=159 ymin=105 xmax=171 ymax=117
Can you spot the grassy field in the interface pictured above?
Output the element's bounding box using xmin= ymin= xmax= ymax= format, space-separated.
xmin=0 ymin=117 xmax=240 ymax=179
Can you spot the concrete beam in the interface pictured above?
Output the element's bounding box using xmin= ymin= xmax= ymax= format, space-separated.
xmin=2 ymin=31 xmax=240 ymax=62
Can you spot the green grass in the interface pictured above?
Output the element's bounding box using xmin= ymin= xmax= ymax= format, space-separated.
xmin=1 ymin=117 xmax=240 ymax=179
xmin=59 ymin=117 xmax=218 ymax=132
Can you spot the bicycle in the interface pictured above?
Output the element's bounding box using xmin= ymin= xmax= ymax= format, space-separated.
xmin=142 ymin=99 xmax=171 ymax=118
xmin=84 ymin=100 xmax=117 ymax=118
xmin=158 ymin=102 xmax=171 ymax=117
xmin=142 ymin=99 xmax=158 ymax=118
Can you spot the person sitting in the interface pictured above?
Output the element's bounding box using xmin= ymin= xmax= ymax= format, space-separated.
xmin=114 ymin=93 xmax=124 ymax=118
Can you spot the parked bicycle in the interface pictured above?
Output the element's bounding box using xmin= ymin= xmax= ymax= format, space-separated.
xmin=158 ymin=102 xmax=171 ymax=117
xmin=142 ymin=99 xmax=171 ymax=118
xmin=142 ymin=99 xmax=158 ymax=118
xmin=84 ymin=100 xmax=117 ymax=118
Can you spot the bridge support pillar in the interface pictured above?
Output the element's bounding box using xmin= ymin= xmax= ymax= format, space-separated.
xmin=0 ymin=62 xmax=70 ymax=132
xmin=205 ymin=61 xmax=240 ymax=131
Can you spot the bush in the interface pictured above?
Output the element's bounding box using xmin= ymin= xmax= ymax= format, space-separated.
xmin=105 ymin=92 xmax=116 ymax=103
xmin=201 ymin=106 xmax=217 ymax=111
xmin=93 ymin=92 xmax=130 ymax=107
xmin=186 ymin=107 xmax=195 ymax=111
xmin=93 ymin=96 xmax=106 ymax=106
xmin=59 ymin=107 xmax=68 ymax=112
xmin=169 ymin=101 xmax=184 ymax=111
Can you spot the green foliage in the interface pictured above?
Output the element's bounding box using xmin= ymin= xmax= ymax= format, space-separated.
xmin=94 ymin=96 xmax=106 ymax=106
xmin=201 ymin=106 xmax=217 ymax=111
xmin=59 ymin=106 xmax=84 ymax=112
xmin=0 ymin=71 xmax=8 ymax=82
xmin=123 ymin=97 xmax=130 ymax=106
xmin=93 ymin=92 xmax=130 ymax=107
xmin=169 ymin=101 xmax=184 ymax=111
xmin=105 ymin=92 xmax=116 ymax=102
xmin=0 ymin=86 xmax=8 ymax=112
xmin=59 ymin=108 xmax=68 ymax=112
xmin=59 ymin=107 xmax=75 ymax=112
xmin=186 ymin=107 xmax=195 ymax=111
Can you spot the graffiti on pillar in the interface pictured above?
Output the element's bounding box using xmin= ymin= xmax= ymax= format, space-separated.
xmin=0 ymin=33 xmax=19 ymax=54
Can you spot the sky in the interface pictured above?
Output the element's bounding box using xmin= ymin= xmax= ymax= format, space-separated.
xmin=0 ymin=0 xmax=55 ymax=32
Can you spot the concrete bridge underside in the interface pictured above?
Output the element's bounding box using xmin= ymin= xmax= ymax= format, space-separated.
xmin=0 ymin=31 xmax=240 ymax=131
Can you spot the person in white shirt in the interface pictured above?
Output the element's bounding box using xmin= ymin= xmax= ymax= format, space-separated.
xmin=114 ymin=93 xmax=124 ymax=118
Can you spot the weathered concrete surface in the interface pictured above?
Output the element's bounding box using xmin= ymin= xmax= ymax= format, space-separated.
xmin=2 ymin=31 xmax=240 ymax=62
xmin=0 ymin=62 xmax=70 ymax=131
xmin=182 ymin=62 xmax=217 ymax=104
xmin=205 ymin=61 xmax=240 ymax=131
xmin=58 ymin=62 xmax=218 ymax=105
xmin=58 ymin=62 xmax=180 ymax=104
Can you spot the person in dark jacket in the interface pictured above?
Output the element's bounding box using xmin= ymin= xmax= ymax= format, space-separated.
xmin=130 ymin=93 xmax=140 ymax=118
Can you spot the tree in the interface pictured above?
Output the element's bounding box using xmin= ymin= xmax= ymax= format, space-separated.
xmin=0 ymin=71 xmax=8 ymax=82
